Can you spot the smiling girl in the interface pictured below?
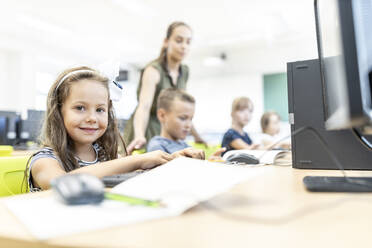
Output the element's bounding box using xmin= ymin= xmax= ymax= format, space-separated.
xmin=25 ymin=67 xmax=203 ymax=191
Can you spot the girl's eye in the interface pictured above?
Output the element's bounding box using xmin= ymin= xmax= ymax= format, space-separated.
xmin=97 ymin=108 xmax=106 ymax=113
xmin=75 ymin=106 xmax=85 ymax=111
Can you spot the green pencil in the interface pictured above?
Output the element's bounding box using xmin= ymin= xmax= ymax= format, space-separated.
xmin=104 ymin=192 xmax=165 ymax=208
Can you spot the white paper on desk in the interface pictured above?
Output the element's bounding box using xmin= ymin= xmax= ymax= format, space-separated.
xmin=4 ymin=195 xmax=172 ymax=240
xmin=222 ymin=149 xmax=286 ymax=164
xmin=4 ymin=157 xmax=265 ymax=240
xmin=112 ymin=157 xmax=265 ymax=214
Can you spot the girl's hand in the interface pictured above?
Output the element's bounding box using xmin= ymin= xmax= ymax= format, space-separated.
xmin=208 ymin=147 xmax=226 ymax=161
xmin=127 ymin=136 xmax=147 ymax=154
xmin=173 ymin=147 xmax=205 ymax=160
xmin=249 ymin=144 xmax=261 ymax=150
xmin=139 ymin=150 xmax=173 ymax=170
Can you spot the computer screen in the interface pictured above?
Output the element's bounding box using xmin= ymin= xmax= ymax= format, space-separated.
xmin=0 ymin=116 xmax=7 ymax=145
xmin=0 ymin=111 xmax=19 ymax=145
xmin=315 ymin=0 xmax=372 ymax=131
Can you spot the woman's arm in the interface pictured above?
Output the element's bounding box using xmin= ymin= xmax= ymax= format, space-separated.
xmin=127 ymin=67 xmax=161 ymax=154
xmin=31 ymin=150 xmax=173 ymax=190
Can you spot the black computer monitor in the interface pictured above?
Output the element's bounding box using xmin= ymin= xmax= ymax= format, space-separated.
xmin=0 ymin=111 xmax=19 ymax=145
xmin=314 ymin=0 xmax=372 ymax=131
xmin=0 ymin=116 xmax=7 ymax=145
xmin=297 ymin=0 xmax=372 ymax=191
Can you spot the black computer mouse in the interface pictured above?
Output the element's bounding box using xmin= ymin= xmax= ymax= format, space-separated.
xmin=51 ymin=174 xmax=105 ymax=205
xmin=225 ymin=152 xmax=260 ymax=165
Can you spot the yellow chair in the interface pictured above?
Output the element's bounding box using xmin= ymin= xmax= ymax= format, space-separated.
xmin=188 ymin=142 xmax=222 ymax=159
xmin=0 ymin=145 xmax=13 ymax=157
xmin=0 ymin=156 xmax=29 ymax=197
xmin=132 ymin=148 xmax=146 ymax=155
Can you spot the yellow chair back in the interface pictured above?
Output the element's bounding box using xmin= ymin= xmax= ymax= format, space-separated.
xmin=0 ymin=156 xmax=29 ymax=197
xmin=132 ymin=148 xmax=146 ymax=155
xmin=0 ymin=145 xmax=13 ymax=157
xmin=188 ymin=142 xmax=222 ymax=159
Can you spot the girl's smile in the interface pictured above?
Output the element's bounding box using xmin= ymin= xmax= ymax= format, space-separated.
xmin=79 ymin=127 xmax=99 ymax=134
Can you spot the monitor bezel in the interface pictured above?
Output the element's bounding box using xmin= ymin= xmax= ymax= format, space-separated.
xmin=314 ymin=0 xmax=372 ymax=130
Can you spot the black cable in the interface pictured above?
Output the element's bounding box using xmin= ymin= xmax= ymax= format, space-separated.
xmin=261 ymin=126 xmax=372 ymax=187
xmin=257 ymin=126 xmax=305 ymax=161
xmin=200 ymin=195 xmax=364 ymax=225
xmin=298 ymin=126 xmax=349 ymax=178
xmin=258 ymin=126 xmax=348 ymax=175
xmin=200 ymin=126 xmax=372 ymax=224
xmin=352 ymin=128 xmax=372 ymax=150
xmin=305 ymin=126 xmax=372 ymax=187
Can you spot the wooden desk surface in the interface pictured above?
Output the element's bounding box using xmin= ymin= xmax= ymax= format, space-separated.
xmin=1 ymin=165 xmax=372 ymax=248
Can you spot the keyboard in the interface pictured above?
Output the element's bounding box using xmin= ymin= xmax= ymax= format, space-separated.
xmin=102 ymin=170 xmax=146 ymax=187
xmin=303 ymin=176 xmax=372 ymax=192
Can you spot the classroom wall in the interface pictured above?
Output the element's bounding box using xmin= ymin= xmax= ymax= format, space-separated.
xmin=188 ymin=73 xmax=263 ymax=134
xmin=112 ymin=69 xmax=141 ymax=120
xmin=0 ymin=22 xmax=317 ymax=136
xmin=0 ymin=50 xmax=36 ymax=116
xmin=263 ymin=72 xmax=288 ymax=121
xmin=0 ymin=48 xmax=139 ymax=119
xmin=185 ymin=32 xmax=317 ymax=136
xmin=0 ymin=32 xmax=109 ymax=116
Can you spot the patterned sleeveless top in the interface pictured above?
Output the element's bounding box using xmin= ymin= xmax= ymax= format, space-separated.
xmin=28 ymin=143 xmax=104 ymax=192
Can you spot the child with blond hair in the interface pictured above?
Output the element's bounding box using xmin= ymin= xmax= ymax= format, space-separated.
xmin=221 ymin=97 xmax=259 ymax=154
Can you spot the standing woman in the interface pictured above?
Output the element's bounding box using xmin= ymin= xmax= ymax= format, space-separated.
xmin=124 ymin=21 xmax=205 ymax=154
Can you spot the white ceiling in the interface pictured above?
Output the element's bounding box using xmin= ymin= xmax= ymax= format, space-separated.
xmin=0 ymin=0 xmax=318 ymax=76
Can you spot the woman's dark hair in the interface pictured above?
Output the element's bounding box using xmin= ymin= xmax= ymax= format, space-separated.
xmin=157 ymin=21 xmax=191 ymax=64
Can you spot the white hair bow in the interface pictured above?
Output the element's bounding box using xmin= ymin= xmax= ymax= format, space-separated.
xmin=98 ymin=60 xmax=123 ymax=102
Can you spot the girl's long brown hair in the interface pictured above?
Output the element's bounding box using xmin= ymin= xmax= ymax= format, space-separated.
xmin=23 ymin=66 xmax=126 ymax=191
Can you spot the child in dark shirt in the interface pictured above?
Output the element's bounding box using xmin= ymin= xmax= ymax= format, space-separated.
xmin=222 ymin=97 xmax=259 ymax=154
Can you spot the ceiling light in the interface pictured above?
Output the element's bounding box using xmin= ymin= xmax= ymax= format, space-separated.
xmin=16 ymin=14 xmax=70 ymax=36
xmin=203 ymin=53 xmax=226 ymax=67
xmin=111 ymin=0 xmax=157 ymax=18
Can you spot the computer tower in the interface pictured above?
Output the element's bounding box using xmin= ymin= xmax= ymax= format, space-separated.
xmin=287 ymin=59 xmax=372 ymax=170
